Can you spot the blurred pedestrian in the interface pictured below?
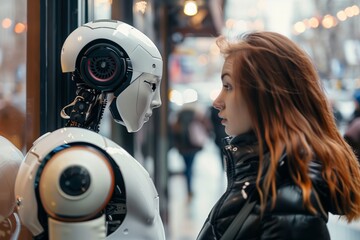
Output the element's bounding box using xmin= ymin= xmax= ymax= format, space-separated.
xmin=343 ymin=90 xmax=360 ymax=160
xmin=171 ymin=105 xmax=209 ymax=201
xmin=197 ymin=32 xmax=360 ymax=240
xmin=347 ymin=89 xmax=360 ymax=124
xmin=328 ymin=99 xmax=343 ymax=127
xmin=344 ymin=118 xmax=360 ymax=159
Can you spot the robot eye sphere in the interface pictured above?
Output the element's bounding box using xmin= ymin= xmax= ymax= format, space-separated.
xmin=39 ymin=146 xmax=115 ymax=221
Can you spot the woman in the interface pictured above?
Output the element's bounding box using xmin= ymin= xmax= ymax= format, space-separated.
xmin=197 ymin=32 xmax=360 ymax=240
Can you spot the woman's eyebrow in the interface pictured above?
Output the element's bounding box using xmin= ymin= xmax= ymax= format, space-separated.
xmin=221 ymin=73 xmax=230 ymax=80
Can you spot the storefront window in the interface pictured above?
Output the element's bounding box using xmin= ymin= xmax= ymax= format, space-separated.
xmin=0 ymin=0 xmax=27 ymax=151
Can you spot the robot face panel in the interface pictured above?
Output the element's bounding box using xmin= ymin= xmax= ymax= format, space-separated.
xmin=110 ymin=72 xmax=162 ymax=132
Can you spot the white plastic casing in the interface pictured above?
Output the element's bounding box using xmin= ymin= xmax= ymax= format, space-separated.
xmin=14 ymin=127 xmax=165 ymax=239
xmin=39 ymin=146 xmax=114 ymax=220
xmin=116 ymin=72 xmax=162 ymax=132
xmin=48 ymin=215 xmax=106 ymax=240
xmin=61 ymin=20 xmax=163 ymax=84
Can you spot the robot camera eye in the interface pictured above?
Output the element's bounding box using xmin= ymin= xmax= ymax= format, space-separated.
xmin=59 ymin=166 xmax=91 ymax=196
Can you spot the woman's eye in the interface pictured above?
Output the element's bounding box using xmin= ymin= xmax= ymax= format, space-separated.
xmin=223 ymin=84 xmax=231 ymax=90
xmin=144 ymin=81 xmax=157 ymax=92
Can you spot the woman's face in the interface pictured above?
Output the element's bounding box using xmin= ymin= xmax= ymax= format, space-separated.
xmin=213 ymin=57 xmax=252 ymax=136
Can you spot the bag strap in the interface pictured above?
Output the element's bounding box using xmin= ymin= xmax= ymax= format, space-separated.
xmin=220 ymin=197 xmax=256 ymax=240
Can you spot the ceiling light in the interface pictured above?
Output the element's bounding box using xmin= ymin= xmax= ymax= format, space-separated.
xmin=184 ymin=1 xmax=198 ymax=16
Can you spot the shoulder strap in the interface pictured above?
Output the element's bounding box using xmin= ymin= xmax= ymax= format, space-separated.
xmin=220 ymin=197 xmax=256 ymax=240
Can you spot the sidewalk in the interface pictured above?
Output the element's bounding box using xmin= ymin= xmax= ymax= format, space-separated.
xmin=167 ymin=140 xmax=225 ymax=240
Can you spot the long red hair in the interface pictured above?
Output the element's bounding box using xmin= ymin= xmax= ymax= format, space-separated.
xmin=217 ymin=32 xmax=360 ymax=221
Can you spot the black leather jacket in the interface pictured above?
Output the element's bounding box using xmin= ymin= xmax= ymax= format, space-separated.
xmin=197 ymin=132 xmax=334 ymax=240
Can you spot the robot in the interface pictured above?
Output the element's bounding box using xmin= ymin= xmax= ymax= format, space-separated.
xmin=14 ymin=20 xmax=165 ymax=239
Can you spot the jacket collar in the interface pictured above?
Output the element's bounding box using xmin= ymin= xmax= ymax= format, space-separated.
xmin=225 ymin=131 xmax=258 ymax=146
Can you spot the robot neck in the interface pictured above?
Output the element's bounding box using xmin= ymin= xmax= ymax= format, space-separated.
xmin=60 ymin=74 xmax=107 ymax=132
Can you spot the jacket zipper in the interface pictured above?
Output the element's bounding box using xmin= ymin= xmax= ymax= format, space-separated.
xmin=208 ymin=144 xmax=235 ymax=225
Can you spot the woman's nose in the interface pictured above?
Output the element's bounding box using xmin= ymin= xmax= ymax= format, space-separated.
xmin=213 ymin=96 xmax=223 ymax=111
xmin=213 ymin=98 xmax=224 ymax=111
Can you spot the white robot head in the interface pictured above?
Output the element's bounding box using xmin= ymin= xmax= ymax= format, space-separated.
xmin=61 ymin=20 xmax=163 ymax=132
